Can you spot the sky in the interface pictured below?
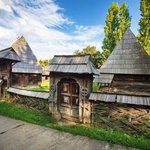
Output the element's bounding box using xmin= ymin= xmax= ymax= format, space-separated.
xmin=0 ymin=0 xmax=140 ymax=60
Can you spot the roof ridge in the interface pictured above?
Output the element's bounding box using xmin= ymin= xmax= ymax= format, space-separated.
xmin=54 ymin=54 xmax=90 ymax=57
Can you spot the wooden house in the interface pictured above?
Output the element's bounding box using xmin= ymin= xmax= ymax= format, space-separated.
xmin=11 ymin=36 xmax=42 ymax=87
xmin=90 ymin=29 xmax=150 ymax=103
xmin=0 ymin=48 xmax=20 ymax=98
xmin=89 ymin=29 xmax=150 ymax=129
xmin=49 ymin=55 xmax=99 ymax=123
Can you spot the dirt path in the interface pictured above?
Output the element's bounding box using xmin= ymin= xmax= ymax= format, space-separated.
xmin=0 ymin=116 xmax=136 ymax=150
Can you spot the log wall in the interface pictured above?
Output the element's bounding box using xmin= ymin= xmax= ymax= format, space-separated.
xmin=92 ymin=102 xmax=150 ymax=135
xmin=111 ymin=75 xmax=150 ymax=95
xmin=0 ymin=60 xmax=12 ymax=98
xmin=12 ymin=73 xmax=42 ymax=87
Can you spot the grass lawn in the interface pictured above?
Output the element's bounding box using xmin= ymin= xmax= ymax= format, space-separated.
xmin=93 ymin=82 xmax=98 ymax=92
xmin=0 ymin=101 xmax=150 ymax=150
xmin=22 ymin=80 xmax=49 ymax=92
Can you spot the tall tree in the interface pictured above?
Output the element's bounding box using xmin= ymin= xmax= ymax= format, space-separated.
xmin=74 ymin=46 xmax=102 ymax=68
xmin=138 ymin=0 xmax=150 ymax=55
xmin=102 ymin=2 xmax=131 ymax=62
xmin=102 ymin=3 xmax=120 ymax=54
xmin=117 ymin=2 xmax=131 ymax=42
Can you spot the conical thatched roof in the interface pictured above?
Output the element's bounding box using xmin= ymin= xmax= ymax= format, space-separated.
xmin=100 ymin=29 xmax=150 ymax=75
xmin=11 ymin=36 xmax=42 ymax=74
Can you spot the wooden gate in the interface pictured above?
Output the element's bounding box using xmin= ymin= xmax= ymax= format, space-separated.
xmin=58 ymin=79 xmax=79 ymax=122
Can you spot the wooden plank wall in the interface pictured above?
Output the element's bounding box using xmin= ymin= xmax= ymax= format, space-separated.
xmin=111 ymin=75 xmax=150 ymax=95
xmin=12 ymin=73 xmax=42 ymax=87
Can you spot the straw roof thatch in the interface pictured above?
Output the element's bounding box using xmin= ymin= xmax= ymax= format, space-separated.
xmin=11 ymin=36 xmax=42 ymax=74
xmin=0 ymin=47 xmax=20 ymax=62
xmin=50 ymin=55 xmax=99 ymax=75
xmin=100 ymin=29 xmax=150 ymax=75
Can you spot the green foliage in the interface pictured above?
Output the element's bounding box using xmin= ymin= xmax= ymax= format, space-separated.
xmin=92 ymin=82 xmax=98 ymax=92
xmin=0 ymin=101 xmax=150 ymax=150
xmin=117 ymin=2 xmax=131 ymax=42
xmin=51 ymin=125 xmax=150 ymax=150
xmin=102 ymin=3 xmax=120 ymax=53
xmin=101 ymin=49 xmax=111 ymax=64
xmin=74 ymin=46 xmax=102 ymax=68
xmin=39 ymin=59 xmax=51 ymax=68
xmin=102 ymin=2 xmax=131 ymax=62
xmin=138 ymin=0 xmax=150 ymax=55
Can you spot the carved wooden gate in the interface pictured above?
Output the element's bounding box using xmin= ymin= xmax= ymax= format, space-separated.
xmin=58 ymin=79 xmax=79 ymax=122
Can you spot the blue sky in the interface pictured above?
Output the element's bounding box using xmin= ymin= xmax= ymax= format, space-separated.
xmin=0 ymin=0 xmax=140 ymax=59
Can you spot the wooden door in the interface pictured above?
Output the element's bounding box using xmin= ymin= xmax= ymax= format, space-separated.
xmin=59 ymin=80 xmax=79 ymax=122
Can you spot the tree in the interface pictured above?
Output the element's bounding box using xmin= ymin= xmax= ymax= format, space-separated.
xmin=102 ymin=3 xmax=120 ymax=54
xmin=38 ymin=59 xmax=51 ymax=68
xmin=74 ymin=46 xmax=102 ymax=68
xmin=102 ymin=2 xmax=131 ymax=62
xmin=138 ymin=0 xmax=150 ymax=55
xmin=117 ymin=2 xmax=131 ymax=42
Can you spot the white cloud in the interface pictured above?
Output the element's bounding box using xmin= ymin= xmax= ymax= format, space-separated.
xmin=74 ymin=25 xmax=103 ymax=41
xmin=0 ymin=0 xmax=12 ymax=12
xmin=0 ymin=0 xmax=104 ymax=59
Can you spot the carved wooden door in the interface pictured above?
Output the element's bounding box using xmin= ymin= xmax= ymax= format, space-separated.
xmin=59 ymin=80 xmax=79 ymax=122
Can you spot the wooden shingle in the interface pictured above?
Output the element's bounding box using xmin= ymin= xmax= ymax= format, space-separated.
xmin=49 ymin=55 xmax=99 ymax=75
xmin=100 ymin=29 xmax=150 ymax=75
xmin=11 ymin=36 xmax=42 ymax=74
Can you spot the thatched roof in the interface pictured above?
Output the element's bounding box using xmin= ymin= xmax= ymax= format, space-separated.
xmin=50 ymin=55 xmax=99 ymax=75
xmin=11 ymin=36 xmax=42 ymax=74
xmin=0 ymin=47 xmax=20 ymax=62
xmin=100 ymin=29 xmax=150 ymax=75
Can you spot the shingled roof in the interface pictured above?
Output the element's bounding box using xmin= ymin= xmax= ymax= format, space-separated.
xmin=100 ymin=29 xmax=150 ymax=75
xmin=50 ymin=55 xmax=99 ymax=75
xmin=0 ymin=47 xmax=20 ymax=62
xmin=11 ymin=36 xmax=42 ymax=74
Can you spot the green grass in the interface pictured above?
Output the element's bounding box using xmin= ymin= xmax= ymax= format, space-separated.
xmin=23 ymin=80 xmax=49 ymax=92
xmin=93 ymin=82 xmax=98 ymax=92
xmin=50 ymin=125 xmax=150 ymax=150
xmin=0 ymin=101 xmax=150 ymax=150
xmin=0 ymin=101 xmax=56 ymax=125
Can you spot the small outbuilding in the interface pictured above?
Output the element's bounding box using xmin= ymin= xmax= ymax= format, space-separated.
xmin=11 ymin=36 xmax=42 ymax=87
xmin=49 ymin=55 xmax=99 ymax=123
xmin=91 ymin=29 xmax=150 ymax=102
xmin=0 ymin=48 xmax=20 ymax=98
xmin=89 ymin=29 xmax=150 ymax=130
